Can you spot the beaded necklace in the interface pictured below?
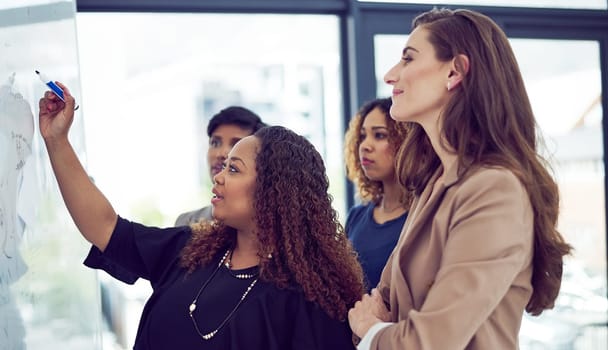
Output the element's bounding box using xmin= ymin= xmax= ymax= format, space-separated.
xmin=188 ymin=249 xmax=259 ymax=340
xmin=224 ymin=249 xmax=258 ymax=279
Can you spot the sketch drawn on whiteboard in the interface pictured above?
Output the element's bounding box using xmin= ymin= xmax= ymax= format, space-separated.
xmin=0 ymin=73 xmax=35 ymax=350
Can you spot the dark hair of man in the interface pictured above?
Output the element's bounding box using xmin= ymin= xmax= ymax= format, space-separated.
xmin=206 ymin=106 xmax=267 ymax=136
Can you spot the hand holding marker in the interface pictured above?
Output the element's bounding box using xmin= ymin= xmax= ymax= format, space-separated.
xmin=35 ymin=70 xmax=79 ymax=110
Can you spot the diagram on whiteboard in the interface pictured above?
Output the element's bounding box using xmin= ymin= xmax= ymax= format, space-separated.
xmin=0 ymin=73 xmax=34 ymax=350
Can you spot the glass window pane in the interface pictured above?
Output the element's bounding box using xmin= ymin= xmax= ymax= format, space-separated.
xmin=76 ymin=12 xmax=344 ymax=227
xmin=374 ymin=34 xmax=607 ymax=349
xmin=512 ymin=38 xmax=606 ymax=349
xmin=76 ymin=12 xmax=344 ymax=349
xmin=375 ymin=35 xmax=410 ymax=98
xmin=360 ymin=0 xmax=607 ymax=10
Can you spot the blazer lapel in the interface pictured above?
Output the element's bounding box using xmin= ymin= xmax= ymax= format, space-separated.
xmin=388 ymin=167 xmax=444 ymax=318
xmin=396 ymin=161 xmax=462 ymax=257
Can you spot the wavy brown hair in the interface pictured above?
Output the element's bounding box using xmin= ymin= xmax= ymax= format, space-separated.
xmin=181 ymin=126 xmax=365 ymax=320
xmin=396 ymin=8 xmax=572 ymax=315
xmin=344 ymin=97 xmax=412 ymax=207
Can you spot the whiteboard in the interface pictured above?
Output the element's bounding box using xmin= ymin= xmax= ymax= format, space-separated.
xmin=0 ymin=1 xmax=101 ymax=349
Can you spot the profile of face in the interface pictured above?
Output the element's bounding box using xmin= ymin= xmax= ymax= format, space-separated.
xmin=384 ymin=27 xmax=453 ymax=123
xmin=358 ymin=108 xmax=397 ymax=183
xmin=207 ymin=124 xmax=254 ymax=178
xmin=210 ymin=135 xmax=258 ymax=230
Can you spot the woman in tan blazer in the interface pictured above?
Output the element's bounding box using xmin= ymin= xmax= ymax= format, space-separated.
xmin=348 ymin=8 xmax=572 ymax=350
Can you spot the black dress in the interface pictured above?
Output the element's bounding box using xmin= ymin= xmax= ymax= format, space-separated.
xmin=85 ymin=217 xmax=356 ymax=350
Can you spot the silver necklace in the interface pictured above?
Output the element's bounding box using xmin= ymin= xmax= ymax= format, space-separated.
xmin=188 ymin=249 xmax=259 ymax=340
xmin=381 ymin=199 xmax=404 ymax=213
xmin=224 ymin=249 xmax=259 ymax=279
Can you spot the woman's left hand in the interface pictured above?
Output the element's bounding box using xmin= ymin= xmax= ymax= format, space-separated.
xmin=369 ymin=288 xmax=390 ymax=321
xmin=348 ymin=289 xmax=389 ymax=338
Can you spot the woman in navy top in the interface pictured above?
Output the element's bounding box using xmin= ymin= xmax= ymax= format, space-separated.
xmin=344 ymin=97 xmax=413 ymax=290
xmin=38 ymin=86 xmax=365 ymax=350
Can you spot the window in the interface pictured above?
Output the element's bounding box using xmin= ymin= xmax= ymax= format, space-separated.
xmin=359 ymin=0 xmax=607 ymax=10
xmin=77 ymin=12 xmax=345 ymax=227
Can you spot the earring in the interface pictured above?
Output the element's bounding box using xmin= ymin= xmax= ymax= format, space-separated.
xmin=447 ymin=81 xmax=451 ymax=91
xmin=267 ymin=253 xmax=273 ymax=259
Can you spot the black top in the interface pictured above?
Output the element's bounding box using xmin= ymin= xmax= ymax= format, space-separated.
xmin=84 ymin=217 xmax=355 ymax=350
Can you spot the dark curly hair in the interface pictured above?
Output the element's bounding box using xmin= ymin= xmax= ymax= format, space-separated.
xmin=344 ymin=97 xmax=413 ymax=206
xmin=181 ymin=126 xmax=365 ymax=320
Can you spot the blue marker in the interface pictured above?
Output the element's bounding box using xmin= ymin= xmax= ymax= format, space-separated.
xmin=35 ymin=70 xmax=65 ymax=100
xmin=35 ymin=70 xmax=79 ymax=110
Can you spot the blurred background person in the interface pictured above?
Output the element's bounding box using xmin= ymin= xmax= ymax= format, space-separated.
xmin=344 ymin=97 xmax=413 ymax=291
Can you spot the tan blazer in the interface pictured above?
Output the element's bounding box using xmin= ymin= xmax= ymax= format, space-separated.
xmin=371 ymin=162 xmax=534 ymax=350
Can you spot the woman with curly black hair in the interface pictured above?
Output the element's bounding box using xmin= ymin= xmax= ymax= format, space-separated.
xmin=37 ymin=84 xmax=364 ymax=350
xmin=344 ymin=97 xmax=413 ymax=291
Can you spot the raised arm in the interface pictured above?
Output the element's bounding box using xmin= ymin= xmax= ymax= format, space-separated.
xmin=39 ymin=82 xmax=116 ymax=251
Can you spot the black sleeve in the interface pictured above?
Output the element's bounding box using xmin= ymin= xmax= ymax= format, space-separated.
xmin=291 ymin=298 xmax=356 ymax=350
xmin=83 ymin=216 xmax=191 ymax=287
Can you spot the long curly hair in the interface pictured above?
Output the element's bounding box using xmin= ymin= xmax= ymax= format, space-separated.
xmin=181 ymin=126 xmax=365 ymax=320
xmin=344 ymin=97 xmax=412 ymax=206
xmin=397 ymin=8 xmax=572 ymax=315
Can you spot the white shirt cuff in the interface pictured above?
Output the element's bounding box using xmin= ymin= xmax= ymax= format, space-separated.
xmin=357 ymin=322 xmax=393 ymax=350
